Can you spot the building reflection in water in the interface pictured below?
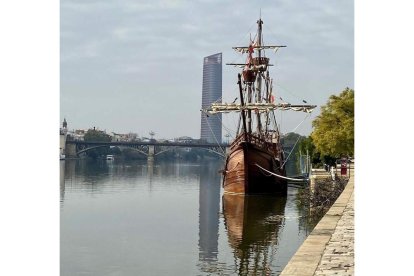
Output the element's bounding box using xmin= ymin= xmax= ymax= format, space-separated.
xmin=60 ymin=161 xmax=65 ymax=206
xmin=60 ymin=160 xmax=76 ymax=206
xmin=198 ymin=161 xmax=222 ymax=270
xmin=222 ymin=194 xmax=287 ymax=275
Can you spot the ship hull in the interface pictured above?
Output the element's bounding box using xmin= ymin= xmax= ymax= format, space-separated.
xmin=223 ymin=142 xmax=288 ymax=195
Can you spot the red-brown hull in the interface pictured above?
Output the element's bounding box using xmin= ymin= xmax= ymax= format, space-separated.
xmin=223 ymin=142 xmax=287 ymax=195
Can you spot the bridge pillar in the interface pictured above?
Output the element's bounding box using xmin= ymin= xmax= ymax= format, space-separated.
xmin=60 ymin=133 xmax=66 ymax=157
xmin=65 ymin=143 xmax=77 ymax=158
xmin=148 ymin=145 xmax=155 ymax=162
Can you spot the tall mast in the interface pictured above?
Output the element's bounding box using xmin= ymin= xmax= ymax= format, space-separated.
xmin=257 ymin=18 xmax=263 ymax=58
xmin=203 ymin=18 xmax=317 ymax=145
xmin=238 ymin=74 xmax=248 ymax=142
xmin=247 ymin=81 xmax=252 ymax=133
xmin=256 ymin=18 xmax=263 ymax=134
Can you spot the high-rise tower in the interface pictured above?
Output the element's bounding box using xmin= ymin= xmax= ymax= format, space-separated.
xmin=200 ymin=53 xmax=222 ymax=143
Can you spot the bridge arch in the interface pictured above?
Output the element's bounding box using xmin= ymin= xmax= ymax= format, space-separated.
xmin=76 ymin=145 xmax=109 ymax=155
xmin=76 ymin=144 xmax=149 ymax=157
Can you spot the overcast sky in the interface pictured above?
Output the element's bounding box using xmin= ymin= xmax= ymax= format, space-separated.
xmin=60 ymin=0 xmax=354 ymax=139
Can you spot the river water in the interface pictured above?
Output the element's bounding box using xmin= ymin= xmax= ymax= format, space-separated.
xmin=60 ymin=159 xmax=315 ymax=275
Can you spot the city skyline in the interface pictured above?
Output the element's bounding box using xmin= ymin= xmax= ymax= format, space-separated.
xmin=60 ymin=0 xmax=354 ymax=139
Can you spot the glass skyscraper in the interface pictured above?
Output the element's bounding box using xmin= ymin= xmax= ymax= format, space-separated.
xmin=200 ymin=53 xmax=222 ymax=143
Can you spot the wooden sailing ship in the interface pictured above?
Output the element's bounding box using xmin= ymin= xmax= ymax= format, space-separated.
xmin=204 ymin=18 xmax=316 ymax=195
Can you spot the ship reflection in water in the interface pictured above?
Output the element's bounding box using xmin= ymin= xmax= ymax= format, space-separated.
xmin=197 ymin=160 xmax=291 ymax=275
xmin=223 ymin=194 xmax=286 ymax=275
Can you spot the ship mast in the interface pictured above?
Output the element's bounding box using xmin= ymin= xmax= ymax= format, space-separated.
xmin=256 ymin=18 xmax=263 ymax=135
xmin=204 ymin=18 xmax=317 ymax=139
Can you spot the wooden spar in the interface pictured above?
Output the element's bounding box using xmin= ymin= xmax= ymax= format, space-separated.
xmin=237 ymin=73 xmax=248 ymax=142
xmin=232 ymin=45 xmax=286 ymax=51
xmin=233 ymin=45 xmax=287 ymax=48
xmin=226 ymin=63 xmax=274 ymax=67
xmin=205 ymin=103 xmax=317 ymax=113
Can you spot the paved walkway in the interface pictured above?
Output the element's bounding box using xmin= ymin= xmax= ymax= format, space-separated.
xmin=280 ymin=172 xmax=354 ymax=276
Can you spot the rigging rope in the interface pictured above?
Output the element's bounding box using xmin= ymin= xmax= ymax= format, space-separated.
xmin=278 ymin=113 xmax=312 ymax=169
xmin=254 ymin=163 xmax=308 ymax=182
xmin=203 ymin=114 xmax=225 ymax=155
xmin=227 ymin=21 xmax=258 ymax=65
xmin=290 ymin=113 xmax=311 ymax=133
xmin=217 ymin=114 xmax=236 ymax=140
xmin=281 ymin=135 xmax=302 ymax=169
xmin=210 ymin=94 xmax=239 ymax=141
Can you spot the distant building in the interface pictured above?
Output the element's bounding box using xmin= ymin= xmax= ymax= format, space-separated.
xmin=126 ymin=132 xmax=138 ymax=141
xmin=200 ymin=53 xmax=222 ymax=143
xmin=60 ymin=118 xmax=68 ymax=135
xmin=109 ymin=132 xmax=138 ymax=142
xmin=175 ymin=136 xmax=194 ymax=143
xmin=71 ymin=129 xmax=86 ymax=141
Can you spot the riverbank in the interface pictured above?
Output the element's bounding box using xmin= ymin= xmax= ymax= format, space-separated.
xmin=280 ymin=169 xmax=354 ymax=275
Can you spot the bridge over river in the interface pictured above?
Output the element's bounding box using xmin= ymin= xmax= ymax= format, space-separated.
xmin=65 ymin=140 xmax=229 ymax=160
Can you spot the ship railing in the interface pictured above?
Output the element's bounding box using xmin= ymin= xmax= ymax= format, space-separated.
xmin=229 ymin=133 xmax=246 ymax=150
xmin=230 ymin=132 xmax=277 ymax=153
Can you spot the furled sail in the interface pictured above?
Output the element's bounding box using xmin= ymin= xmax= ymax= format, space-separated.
xmin=233 ymin=45 xmax=286 ymax=54
xmin=204 ymin=102 xmax=316 ymax=114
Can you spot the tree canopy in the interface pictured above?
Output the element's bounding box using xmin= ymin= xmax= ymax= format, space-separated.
xmin=84 ymin=128 xmax=111 ymax=159
xmin=84 ymin=128 xmax=111 ymax=142
xmin=311 ymin=87 xmax=354 ymax=158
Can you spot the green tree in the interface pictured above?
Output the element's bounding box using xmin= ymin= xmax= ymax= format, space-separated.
xmin=84 ymin=128 xmax=111 ymax=159
xmin=298 ymin=136 xmax=320 ymax=165
xmin=311 ymin=88 xmax=354 ymax=158
xmin=297 ymin=136 xmax=336 ymax=167
xmin=84 ymin=128 xmax=111 ymax=142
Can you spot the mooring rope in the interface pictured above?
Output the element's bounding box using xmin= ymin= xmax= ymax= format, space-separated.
xmin=255 ymin=163 xmax=308 ymax=182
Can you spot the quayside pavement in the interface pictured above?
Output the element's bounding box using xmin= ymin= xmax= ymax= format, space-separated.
xmin=280 ymin=170 xmax=354 ymax=276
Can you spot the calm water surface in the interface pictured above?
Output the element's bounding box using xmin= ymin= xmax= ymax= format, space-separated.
xmin=60 ymin=159 xmax=315 ymax=275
